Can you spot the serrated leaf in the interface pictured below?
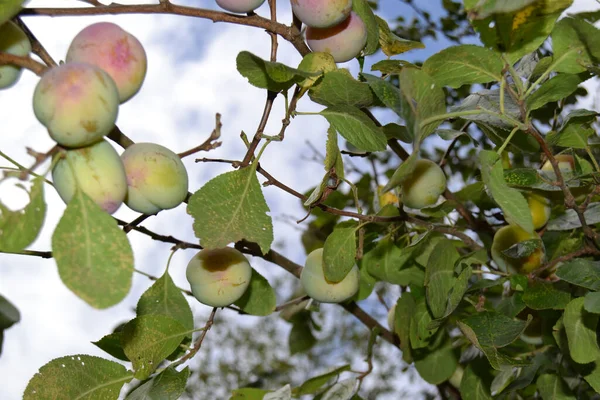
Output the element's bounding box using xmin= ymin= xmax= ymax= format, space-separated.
xmin=321 ymin=379 xmax=356 ymax=400
xmin=137 ymin=271 xmax=193 ymax=332
xmin=320 ymin=106 xmax=387 ymax=152
xmin=121 ymin=315 xmax=188 ymax=380
xmin=425 ymin=240 xmax=459 ymax=319
xmin=414 ymin=341 xmax=458 ymax=385
xmin=394 ymin=293 xmax=415 ymax=363
xmin=547 ymin=203 xmax=600 ymax=230
xmin=0 ymin=0 xmax=24 ymax=26
xmin=563 ymin=297 xmax=600 ymax=364
xmin=556 ymin=259 xmax=600 ymax=290
xmin=526 ymin=73 xmax=583 ymax=111
xmin=423 ymin=45 xmax=503 ymax=88
xmin=460 ymin=365 xmax=492 ymax=400
xmin=376 ymin=16 xmax=424 ymax=57
xmin=552 ymin=17 xmax=596 ymax=74
xmin=479 ymin=150 xmax=533 ymax=232
xmin=188 ymin=167 xmax=273 ymax=254
xmin=363 ymin=238 xmax=420 ymax=285
xmin=51 ymin=190 xmax=133 ymax=309
xmin=460 ymin=311 xmax=529 ymax=348
xmin=537 ymin=374 xmax=576 ymax=400
xmin=23 ymin=355 xmax=133 ymax=400
xmin=351 ymin=0 xmax=378 ymax=55
xmin=92 ymin=332 xmax=129 ymax=361
xmin=309 ymin=69 xmax=374 ymax=108
xmin=361 ymin=73 xmax=402 ymax=117
xmin=234 ymin=269 xmax=276 ymax=316
xmin=293 ymin=365 xmax=351 ymax=396
xmin=522 ymin=281 xmax=571 ymax=310
xmin=236 ymin=51 xmax=316 ymax=92
xmin=0 ymin=176 xmax=46 ymax=252
xmin=501 ymin=239 xmax=541 ymax=258
xmin=125 ymin=367 xmax=190 ymax=400
xmin=410 ymin=298 xmax=437 ymax=349
xmin=323 ymin=220 xmax=358 ymax=282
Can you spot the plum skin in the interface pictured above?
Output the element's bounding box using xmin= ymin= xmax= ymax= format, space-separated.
xmin=0 ymin=21 xmax=32 ymax=89
xmin=186 ymin=247 xmax=252 ymax=308
xmin=527 ymin=192 xmax=551 ymax=230
xmin=306 ymin=12 xmax=367 ymax=63
xmin=300 ymin=248 xmax=359 ymax=303
xmin=216 ymin=0 xmax=265 ymax=13
xmin=33 ymin=62 xmax=120 ymax=148
xmin=491 ymin=225 xmax=545 ymax=274
xmin=66 ymin=22 xmax=147 ymax=103
xmin=291 ymin=0 xmax=352 ymax=28
xmin=401 ymin=159 xmax=447 ymax=209
xmin=52 ymin=140 xmax=127 ymax=214
xmin=120 ymin=143 xmax=189 ymax=215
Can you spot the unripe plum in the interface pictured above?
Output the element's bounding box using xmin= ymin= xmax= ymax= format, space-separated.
xmin=215 ymin=0 xmax=265 ymax=13
xmin=400 ymin=159 xmax=447 ymax=209
xmin=306 ymin=12 xmax=367 ymax=63
xmin=186 ymin=247 xmax=252 ymax=307
xmin=541 ymin=154 xmax=575 ymax=174
xmin=300 ymin=248 xmax=359 ymax=303
xmin=33 ymin=62 xmax=119 ymax=148
xmin=527 ymin=192 xmax=551 ymax=230
xmin=66 ymin=22 xmax=147 ymax=103
xmin=291 ymin=0 xmax=352 ymax=28
xmin=120 ymin=143 xmax=188 ymax=215
xmin=0 ymin=21 xmax=32 ymax=89
xmin=491 ymin=225 xmax=545 ymax=274
xmin=52 ymin=139 xmax=127 ymax=214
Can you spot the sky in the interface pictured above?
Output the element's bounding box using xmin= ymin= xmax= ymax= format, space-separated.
xmin=1 ymin=0 xmax=600 ymax=399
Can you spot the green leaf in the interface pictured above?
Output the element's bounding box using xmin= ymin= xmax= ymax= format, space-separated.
xmin=23 ymin=355 xmax=133 ymax=399
xmin=584 ymin=291 xmax=600 ymax=313
xmin=137 ymin=271 xmax=193 ymax=332
xmin=451 ymin=90 xmax=521 ymax=129
xmin=410 ymin=298 xmax=437 ymax=349
xmin=547 ymin=108 xmax=597 ymax=149
xmin=288 ymin=314 xmax=317 ymax=355
xmin=394 ymin=293 xmax=415 ymax=363
xmin=522 ymin=281 xmax=571 ymax=310
xmin=51 ymin=190 xmax=133 ymax=309
xmin=414 ymin=341 xmax=458 ymax=385
xmin=297 ymin=52 xmax=337 ymax=92
xmin=460 ymin=364 xmax=492 ymax=400
xmin=445 ymin=265 xmax=472 ymax=316
xmin=501 ymin=239 xmax=541 ymax=259
xmin=0 ymin=176 xmax=46 ymax=252
xmin=121 ymin=315 xmax=188 ymax=380
xmin=0 ymin=294 xmax=19 ymax=330
xmin=230 ymin=388 xmax=270 ymax=400
xmin=425 ymin=240 xmax=459 ymax=319
xmin=382 ymin=152 xmax=418 ymax=193
xmin=552 ymin=17 xmax=596 ymax=74
xmin=382 ymin=123 xmax=411 ymax=143
xmin=460 ymin=311 xmax=529 ymax=348
xmin=304 ymin=127 xmax=344 ymax=207
xmin=323 ymin=220 xmax=358 ymax=282
xmin=526 ymin=73 xmax=583 ymax=111
xmin=556 ymin=259 xmax=600 ymax=291
xmin=293 ymin=365 xmax=351 ymax=396
xmin=361 ymin=73 xmax=402 ymax=117
xmin=583 ymin=358 xmax=600 ymax=393
xmin=370 ymin=59 xmax=418 ymax=75
xmin=321 ymin=379 xmax=357 ymax=400
xmin=479 ymin=150 xmax=533 ymax=232
xmin=125 ymin=367 xmax=190 ymax=400
xmin=563 ymin=297 xmax=600 ymax=364
xmin=375 ymin=16 xmax=424 ymax=57
xmin=188 ymin=167 xmax=273 ymax=254
xmin=547 ymin=203 xmax=600 ymax=231
xmin=423 ymin=45 xmax=503 ymax=88
xmin=320 ymin=106 xmax=387 ymax=152
xmin=236 ymin=51 xmax=316 ymax=92
xmin=234 ymin=269 xmax=276 ymax=316
xmin=0 ymin=0 xmax=24 ymax=26
xmin=537 ymin=374 xmax=576 ymax=400
xmin=496 ymin=292 xmax=526 ymax=318
xmin=363 ymin=238 xmax=418 ymax=285
xmin=92 ymin=332 xmax=129 ymax=361
xmin=309 ymin=70 xmax=374 ymax=108
xmin=264 ymin=384 xmax=291 ymax=400
xmin=351 ymin=0 xmax=378 ymax=55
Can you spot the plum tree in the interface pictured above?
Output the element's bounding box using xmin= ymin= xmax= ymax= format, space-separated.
xmin=527 ymin=192 xmax=551 ymax=230
xmin=491 ymin=225 xmax=545 ymax=274
xmin=300 ymin=248 xmax=359 ymax=303
xmin=120 ymin=143 xmax=188 ymax=215
xmin=186 ymin=247 xmax=252 ymax=307
xmin=400 ymin=159 xmax=447 ymax=209
xmin=291 ymin=0 xmax=352 ymax=28
xmin=66 ymin=22 xmax=147 ymax=103
xmin=32 ymin=62 xmax=119 ymax=148
xmin=306 ymin=12 xmax=367 ymax=63
xmin=52 ymin=139 xmax=127 ymax=214
xmin=0 ymin=22 xmax=31 ymax=89
xmin=215 ymin=0 xmax=266 ymax=13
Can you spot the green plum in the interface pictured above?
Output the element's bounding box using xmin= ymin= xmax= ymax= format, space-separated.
xmin=120 ymin=143 xmax=188 ymax=215
xmin=0 ymin=21 xmax=32 ymax=89
xmin=491 ymin=225 xmax=545 ymax=274
xmin=52 ymin=139 xmax=127 ymax=214
xmin=186 ymin=247 xmax=252 ymax=307
xmin=400 ymin=159 xmax=447 ymax=209
xmin=300 ymin=248 xmax=359 ymax=303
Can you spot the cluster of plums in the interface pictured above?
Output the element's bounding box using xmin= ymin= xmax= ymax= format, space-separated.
xmin=215 ymin=0 xmax=368 ymax=63
xmin=0 ymin=20 xmax=189 ymax=215
xmin=186 ymin=246 xmax=360 ymax=308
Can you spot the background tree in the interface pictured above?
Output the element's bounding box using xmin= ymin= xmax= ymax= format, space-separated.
xmin=1 ymin=0 xmax=600 ymax=399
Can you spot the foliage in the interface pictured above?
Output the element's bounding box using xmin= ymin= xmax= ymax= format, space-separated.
xmin=1 ymin=0 xmax=600 ymax=399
